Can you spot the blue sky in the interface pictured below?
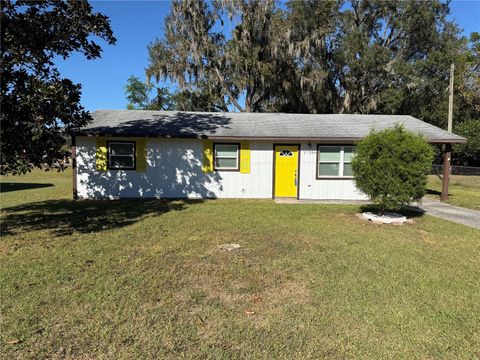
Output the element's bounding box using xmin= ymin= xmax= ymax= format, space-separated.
xmin=55 ymin=0 xmax=480 ymax=112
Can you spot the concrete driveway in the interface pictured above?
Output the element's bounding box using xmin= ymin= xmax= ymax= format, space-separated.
xmin=411 ymin=200 xmax=480 ymax=229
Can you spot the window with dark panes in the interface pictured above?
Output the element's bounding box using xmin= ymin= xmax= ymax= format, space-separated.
xmin=108 ymin=141 xmax=136 ymax=169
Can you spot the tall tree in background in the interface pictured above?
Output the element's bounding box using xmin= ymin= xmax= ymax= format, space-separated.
xmin=146 ymin=0 xmax=479 ymax=128
xmin=1 ymin=0 xmax=115 ymax=174
xmin=223 ymin=0 xmax=280 ymax=111
xmin=389 ymin=33 xmax=479 ymax=129
xmin=146 ymin=0 xmax=229 ymax=111
xmin=281 ymin=0 xmax=472 ymax=123
xmin=125 ymin=76 xmax=174 ymax=110
xmin=125 ymin=76 xmax=226 ymax=111
xmin=270 ymin=0 xmax=341 ymax=113
xmin=146 ymin=0 xmax=281 ymax=112
xmin=334 ymin=0 xmax=455 ymax=114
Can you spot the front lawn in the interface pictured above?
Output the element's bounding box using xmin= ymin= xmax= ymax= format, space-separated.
xmin=427 ymin=174 xmax=480 ymax=210
xmin=1 ymin=170 xmax=479 ymax=359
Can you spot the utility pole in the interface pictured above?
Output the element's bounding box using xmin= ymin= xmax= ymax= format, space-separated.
xmin=448 ymin=63 xmax=454 ymax=133
xmin=441 ymin=63 xmax=454 ymax=202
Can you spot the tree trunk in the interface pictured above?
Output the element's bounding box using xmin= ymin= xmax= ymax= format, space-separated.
xmin=245 ymin=86 xmax=252 ymax=112
xmin=214 ymin=68 xmax=244 ymax=112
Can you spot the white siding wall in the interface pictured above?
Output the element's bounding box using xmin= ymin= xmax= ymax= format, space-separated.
xmin=75 ymin=136 xmax=273 ymax=199
xmin=76 ymin=137 xmax=366 ymax=200
xmin=298 ymin=142 xmax=367 ymax=200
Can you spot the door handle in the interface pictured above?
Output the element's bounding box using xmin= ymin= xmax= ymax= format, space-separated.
xmin=294 ymin=170 xmax=297 ymax=186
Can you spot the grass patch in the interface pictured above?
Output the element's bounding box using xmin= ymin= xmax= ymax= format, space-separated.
xmin=427 ymin=175 xmax=480 ymax=210
xmin=1 ymin=170 xmax=480 ymax=359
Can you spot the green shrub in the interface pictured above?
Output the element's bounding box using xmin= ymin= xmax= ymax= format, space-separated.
xmin=352 ymin=125 xmax=434 ymax=214
xmin=453 ymin=119 xmax=480 ymax=166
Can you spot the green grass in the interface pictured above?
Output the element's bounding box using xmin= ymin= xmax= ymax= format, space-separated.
xmin=427 ymin=175 xmax=480 ymax=210
xmin=1 ymin=170 xmax=480 ymax=359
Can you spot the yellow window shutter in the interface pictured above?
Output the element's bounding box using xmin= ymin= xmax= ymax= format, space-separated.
xmin=136 ymin=138 xmax=147 ymax=172
xmin=240 ymin=141 xmax=250 ymax=173
xmin=202 ymin=140 xmax=214 ymax=173
xmin=95 ymin=138 xmax=108 ymax=171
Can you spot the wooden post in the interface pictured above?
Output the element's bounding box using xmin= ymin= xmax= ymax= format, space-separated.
xmin=448 ymin=63 xmax=454 ymax=133
xmin=441 ymin=64 xmax=454 ymax=202
xmin=440 ymin=143 xmax=452 ymax=202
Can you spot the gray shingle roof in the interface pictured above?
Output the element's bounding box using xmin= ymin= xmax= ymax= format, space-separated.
xmin=77 ymin=110 xmax=466 ymax=143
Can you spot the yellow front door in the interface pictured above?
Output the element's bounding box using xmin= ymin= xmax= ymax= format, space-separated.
xmin=274 ymin=145 xmax=299 ymax=197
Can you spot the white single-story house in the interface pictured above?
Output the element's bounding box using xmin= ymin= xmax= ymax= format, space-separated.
xmin=72 ymin=110 xmax=466 ymax=200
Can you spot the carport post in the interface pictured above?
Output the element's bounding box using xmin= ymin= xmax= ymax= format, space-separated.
xmin=440 ymin=143 xmax=452 ymax=202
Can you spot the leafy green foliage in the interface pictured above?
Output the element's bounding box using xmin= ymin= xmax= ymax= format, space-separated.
xmin=453 ymin=119 xmax=480 ymax=166
xmin=146 ymin=1 xmax=479 ymax=123
xmin=170 ymin=89 xmax=228 ymax=112
xmin=125 ymin=76 xmax=226 ymax=111
xmin=146 ymin=0 xmax=280 ymax=112
xmin=335 ymin=0 xmax=454 ymax=115
xmin=1 ymin=0 xmax=115 ymax=175
xmin=125 ymin=76 xmax=173 ymax=110
xmin=352 ymin=125 xmax=434 ymax=213
xmin=125 ymin=76 xmax=153 ymax=110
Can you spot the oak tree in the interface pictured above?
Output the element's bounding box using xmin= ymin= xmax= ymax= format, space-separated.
xmin=1 ymin=0 xmax=116 ymax=174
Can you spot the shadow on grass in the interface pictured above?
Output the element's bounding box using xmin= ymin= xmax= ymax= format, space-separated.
xmin=426 ymin=188 xmax=442 ymax=196
xmin=1 ymin=199 xmax=202 ymax=236
xmin=0 ymin=182 xmax=54 ymax=193
xmin=359 ymin=204 xmax=425 ymax=218
xmin=426 ymin=188 xmax=453 ymax=197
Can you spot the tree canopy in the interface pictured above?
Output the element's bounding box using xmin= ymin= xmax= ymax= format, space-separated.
xmin=1 ymin=0 xmax=115 ymax=174
xmin=125 ymin=76 xmax=173 ymax=111
xmin=146 ymin=0 xmax=480 ymax=128
xmin=453 ymin=119 xmax=480 ymax=166
xmin=125 ymin=75 xmax=226 ymax=112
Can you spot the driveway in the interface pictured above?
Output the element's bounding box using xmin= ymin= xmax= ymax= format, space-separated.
xmin=412 ymin=200 xmax=480 ymax=229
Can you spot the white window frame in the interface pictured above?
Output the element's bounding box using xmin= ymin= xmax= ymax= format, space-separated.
xmin=317 ymin=145 xmax=355 ymax=178
xmin=107 ymin=141 xmax=136 ymax=170
xmin=213 ymin=143 xmax=239 ymax=171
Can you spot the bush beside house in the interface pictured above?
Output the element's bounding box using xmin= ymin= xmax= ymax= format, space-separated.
xmin=352 ymin=125 xmax=434 ymax=214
